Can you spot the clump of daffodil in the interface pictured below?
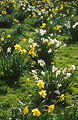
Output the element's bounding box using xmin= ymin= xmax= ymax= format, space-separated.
xmin=32 ymin=108 xmax=41 ymax=116
xmin=37 ymin=80 xmax=45 ymax=89
xmin=29 ymin=44 xmax=36 ymax=57
xmin=24 ymin=106 xmax=29 ymax=115
xmin=48 ymin=105 xmax=55 ymax=113
xmin=39 ymin=90 xmax=47 ymax=98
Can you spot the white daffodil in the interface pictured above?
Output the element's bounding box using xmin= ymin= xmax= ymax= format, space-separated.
xmin=66 ymin=73 xmax=72 ymax=77
xmin=52 ymin=65 xmax=57 ymax=72
xmin=41 ymin=71 xmax=45 ymax=76
xmin=48 ymin=49 xmax=52 ymax=53
xmin=31 ymin=70 xmax=37 ymax=74
xmin=38 ymin=59 xmax=45 ymax=67
xmin=56 ymin=70 xmax=61 ymax=77
xmin=7 ymin=47 xmax=11 ymax=53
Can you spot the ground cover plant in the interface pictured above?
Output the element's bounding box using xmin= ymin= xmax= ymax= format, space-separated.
xmin=0 ymin=0 xmax=78 ymax=119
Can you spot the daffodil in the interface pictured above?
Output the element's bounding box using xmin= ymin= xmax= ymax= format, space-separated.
xmin=7 ymin=35 xmax=11 ymax=38
xmin=24 ymin=106 xmax=29 ymax=114
xmin=37 ymin=80 xmax=45 ymax=89
xmin=14 ymin=44 xmax=21 ymax=50
xmin=60 ymin=94 xmax=65 ymax=101
xmin=26 ymin=78 xmax=30 ymax=82
xmin=39 ymin=90 xmax=47 ymax=98
xmin=32 ymin=108 xmax=41 ymax=116
xmin=0 ymin=37 xmax=4 ymax=41
xmin=21 ymin=49 xmax=27 ymax=54
xmin=48 ymin=105 xmax=55 ymax=113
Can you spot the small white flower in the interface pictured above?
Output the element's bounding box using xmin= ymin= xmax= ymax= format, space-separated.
xmin=38 ymin=59 xmax=45 ymax=67
xmin=33 ymin=75 xmax=38 ymax=80
xmin=33 ymin=43 xmax=37 ymax=47
xmin=50 ymin=21 xmax=53 ymax=24
xmin=27 ymin=8 xmax=30 ymax=11
xmin=52 ymin=65 xmax=57 ymax=72
xmin=72 ymin=22 xmax=78 ymax=29
xmin=62 ymin=44 xmax=67 ymax=47
xmin=35 ymin=29 xmax=38 ymax=33
xmin=57 ymin=84 xmax=62 ymax=89
xmin=62 ymin=67 xmax=67 ymax=74
xmin=22 ymin=7 xmax=25 ymax=10
xmin=40 ymin=29 xmax=46 ymax=36
xmin=48 ymin=49 xmax=52 ymax=53
xmin=66 ymin=73 xmax=72 ymax=77
xmin=31 ymin=70 xmax=37 ymax=74
xmin=29 ymin=38 xmax=34 ymax=44
xmin=49 ymin=39 xmax=55 ymax=44
xmin=41 ymin=71 xmax=45 ymax=76
xmin=56 ymin=70 xmax=61 ymax=77
xmin=38 ymin=11 xmax=41 ymax=15
xmin=50 ymin=33 xmax=53 ymax=36
xmin=68 ymin=65 xmax=75 ymax=71
xmin=43 ymin=39 xmax=48 ymax=43
xmin=7 ymin=47 xmax=11 ymax=53
xmin=71 ymin=65 xmax=75 ymax=70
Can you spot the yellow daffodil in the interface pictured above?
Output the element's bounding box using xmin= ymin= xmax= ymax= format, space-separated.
xmin=26 ymin=78 xmax=30 ymax=82
xmin=14 ymin=44 xmax=21 ymax=50
xmin=29 ymin=44 xmax=36 ymax=57
xmin=24 ymin=106 xmax=29 ymax=115
xmin=50 ymin=14 xmax=53 ymax=18
xmin=21 ymin=38 xmax=26 ymax=42
xmin=48 ymin=105 xmax=55 ymax=113
xmin=21 ymin=49 xmax=27 ymax=54
xmin=39 ymin=90 xmax=47 ymax=98
xmin=32 ymin=108 xmax=41 ymax=116
xmin=7 ymin=35 xmax=11 ymax=38
xmin=37 ymin=80 xmax=45 ymax=89
xmin=40 ymin=16 xmax=43 ymax=19
xmin=48 ymin=42 xmax=51 ymax=46
xmin=53 ymin=27 xmax=56 ymax=30
xmin=42 ymin=23 xmax=46 ymax=28
xmin=59 ymin=30 xmax=61 ymax=33
xmin=60 ymin=94 xmax=65 ymax=101
xmin=51 ymin=62 xmax=54 ymax=65
xmin=0 ymin=37 xmax=4 ymax=41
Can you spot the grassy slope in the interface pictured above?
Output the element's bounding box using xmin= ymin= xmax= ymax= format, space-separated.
xmin=0 ymin=18 xmax=78 ymax=117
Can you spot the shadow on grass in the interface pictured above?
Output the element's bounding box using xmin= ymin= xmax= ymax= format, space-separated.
xmin=0 ymin=75 xmax=22 ymax=95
